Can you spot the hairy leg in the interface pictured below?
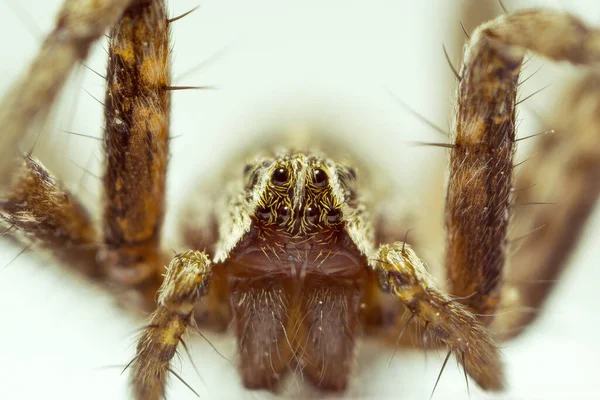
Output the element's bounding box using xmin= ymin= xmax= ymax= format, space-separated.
xmin=100 ymin=0 xmax=171 ymax=308
xmin=131 ymin=250 xmax=212 ymax=400
xmin=0 ymin=0 xmax=175 ymax=312
xmin=361 ymin=199 xmax=415 ymax=333
xmin=361 ymin=0 xmax=504 ymax=342
xmin=372 ymin=242 xmax=503 ymax=391
xmin=445 ymin=9 xmax=600 ymax=325
xmin=0 ymin=0 xmax=134 ymax=184
xmin=0 ymin=157 xmax=98 ymax=275
xmin=0 ymin=0 xmax=136 ymax=280
xmin=497 ymin=71 xmax=600 ymax=338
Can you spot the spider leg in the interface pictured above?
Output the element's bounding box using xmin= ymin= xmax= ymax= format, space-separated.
xmin=0 ymin=0 xmax=134 ymax=185
xmin=0 ymin=0 xmax=136 ymax=274
xmin=0 ymin=157 xmax=98 ymax=275
xmin=372 ymin=241 xmax=503 ymax=391
xmin=100 ymin=0 xmax=172 ymax=308
xmin=445 ymin=9 xmax=600 ymax=326
xmin=131 ymin=250 xmax=212 ymax=400
xmin=497 ymin=71 xmax=600 ymax=339
xmin=361 ymin=199 xmax=416 ymax=333
xmin=0 ymin=0 xmax=172 ymax=311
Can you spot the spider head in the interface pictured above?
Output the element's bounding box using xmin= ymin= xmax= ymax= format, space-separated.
xmin=243 ymin=150 xmax=357 ymax=242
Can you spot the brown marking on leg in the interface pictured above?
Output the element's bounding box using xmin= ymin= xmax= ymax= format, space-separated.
xmin=361 ymin=204 xmax=417 ymax=333
xmin=498 ymin=71 xmax=600 ymax=338
xmin=101 ymin=0 xmax=171 ymax=300
xmin=373 ymin=242 xmax=504 ymax=391
xmin=446 ymin=10 xmax=600 ymax=325
xmin=296 ymin=280 xmax=362 ymax=391
xmin=229 ymin=277 xmax=293 ymax=390
xmin=0 ymin=157 xmax=98 ymax=275
xmin=131 ymin=250 xmax=211 ymax=400
xmin=446 ymin=19 xmax=522 ymax=324
xmin=0 ymin=0 xmax=134 ymax=184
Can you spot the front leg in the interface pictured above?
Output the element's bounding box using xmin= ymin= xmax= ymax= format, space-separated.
xmin=101 ymin=0 xmax=172 ymax=307
xmin=131 ymin=250 xmax=212 ymax=400
xmin=372 ymin=242 xmax=503 ymax=391
xmin=0 ymin=0 xmax=133 ymax=184
xmin=446 ymin=9 xmax=600 ymax=325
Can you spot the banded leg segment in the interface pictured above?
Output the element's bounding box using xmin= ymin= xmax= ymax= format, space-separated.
xmin=499 ymin=71 xmax=600 ymax=338
xmin=0 ymin=0 xmax=134 ymax=184
xmin=0 ymin=157 xmax=98 ymax=274
xmin=131 ymin=250 xmax=212 ymax=400
xmin=373 ymin=242 xmax=503 ymax=391
xmin=446 ymin=10 xmax=600 ymax=324
xmin=101 ymin=0 xmax=171 ymax=295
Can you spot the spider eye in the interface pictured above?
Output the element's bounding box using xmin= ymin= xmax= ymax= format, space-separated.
xmin=313 ymin=168 xmax=328 ymax=187
xmin=305 ymin=206 xmax=319 ymax=223
xmin=277 ymin=205 xmax=291 ymax=223
xmin=327 ymin=208 xmax=341 ymax=223
xmin=271 ymin=167 xmax=289 ymax=186
xmin=256 ymin=206 xmax=271 ymax=221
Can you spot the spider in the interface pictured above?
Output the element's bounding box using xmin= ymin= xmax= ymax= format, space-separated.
xmin=1 ymin=1 xmax=600 ymax=399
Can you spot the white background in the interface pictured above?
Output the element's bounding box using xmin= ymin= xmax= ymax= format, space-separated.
xmin=0 ymin=0 xmax=599 ymax=399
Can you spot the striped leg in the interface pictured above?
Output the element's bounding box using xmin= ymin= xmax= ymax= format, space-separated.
xmin=373 ymin=242 xmax=503 ymax=391
xmin=0 ymin=157 xmax=98 ymax=275
xmin=100 ymin=0 xmax=172 ymax=309
xmin=0 ymin=0 xmax=133 ymax=185
xmin=131 ymin=250 xmax=212 ymax=400
xmin=497 ymin=71 xmax=600 ymax=338
xmin=445 ymin=9 xmax=600 ymax=326
xmin=0 ymin=0 xmax=138 ymax=287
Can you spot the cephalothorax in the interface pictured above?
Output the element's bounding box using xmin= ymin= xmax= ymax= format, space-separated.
xmin=136 ymin=137 xmax=503 ymax=394
xmin=1 ymin=1 xmax=600 ymax=399
xmin=228 ymin=146 xmax=361 ymax=275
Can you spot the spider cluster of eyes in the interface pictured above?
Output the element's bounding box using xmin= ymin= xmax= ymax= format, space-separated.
xmin=251 ymin=166 xmax=343 ymax=226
